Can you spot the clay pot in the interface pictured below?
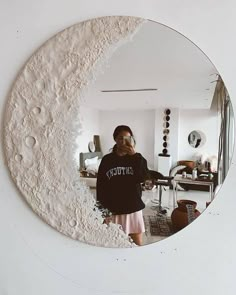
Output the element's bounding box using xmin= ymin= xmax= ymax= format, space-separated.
xmin=171 ymin=199 xmax=200 ymax=232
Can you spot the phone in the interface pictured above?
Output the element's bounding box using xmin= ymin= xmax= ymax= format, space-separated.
xmin=123 ymin=136 xmax=133 ymax=145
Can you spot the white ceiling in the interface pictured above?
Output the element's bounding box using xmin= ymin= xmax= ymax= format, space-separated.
xmin=82 ymin=20 xmax=218 ymax=110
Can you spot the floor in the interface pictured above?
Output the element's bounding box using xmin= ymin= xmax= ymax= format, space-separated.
xmin=90 ymin=186 xmax=211 ymax=246
xmin=142 ymin=187 xmax=211 ymax=245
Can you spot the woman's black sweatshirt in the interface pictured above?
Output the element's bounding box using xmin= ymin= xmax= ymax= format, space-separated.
xmin=96 ymin=152 xmax=149 ymax=215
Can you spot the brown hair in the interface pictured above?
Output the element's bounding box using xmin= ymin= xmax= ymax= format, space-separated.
xmin=111 ymin=125 xmax=136 ymax=153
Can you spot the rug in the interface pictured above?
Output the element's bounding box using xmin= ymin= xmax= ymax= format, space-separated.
xmin=144 ymin=214 xmax=173 ymax=236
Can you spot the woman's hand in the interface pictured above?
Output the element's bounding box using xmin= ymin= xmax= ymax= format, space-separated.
xmin=118 ymin=140 xmax=136 ymax=155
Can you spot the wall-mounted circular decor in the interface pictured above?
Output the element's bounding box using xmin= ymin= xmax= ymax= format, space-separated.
xmin=188 ymin=130 xmax=206 ymax=148
xmin=165 ymin=109 xmax=171 ymax=115
xmin=163 ymin=142 xmax=168 ymax=148
xmin=3 ymin=15 xmax=234 ymax=249
xmin=166 ymin=115 xmax=170 ymax=121
xmin=163 ymin=122 xmax=170 ymax=128
xmin=163 ymin=129 xmax=170 ymax=135
xmin=162 ymin=148 xmax=168 ymax=154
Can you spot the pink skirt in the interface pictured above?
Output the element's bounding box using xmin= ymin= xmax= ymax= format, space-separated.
xmin=112 ymin=210 xmax=145 ymax=234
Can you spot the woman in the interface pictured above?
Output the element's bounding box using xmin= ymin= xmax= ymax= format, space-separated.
xmin=96 ymin=125 xmax=149 ymax=246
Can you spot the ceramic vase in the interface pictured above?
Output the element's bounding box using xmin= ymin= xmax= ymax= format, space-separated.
xmin=171 ymin=199 xmax=200 ymax=232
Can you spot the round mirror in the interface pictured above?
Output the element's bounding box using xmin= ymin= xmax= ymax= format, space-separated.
xmin=188 ymin=130 xmax=206 ymax=148
xmin=4 ymin=16 xmax=235 ymax=248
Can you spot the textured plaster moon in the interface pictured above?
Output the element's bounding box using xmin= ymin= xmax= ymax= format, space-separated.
xmin=3 ymin=16 xmax=144 ymax=247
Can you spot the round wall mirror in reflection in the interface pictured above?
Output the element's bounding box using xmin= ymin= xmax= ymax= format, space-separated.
xmin=188 ymin=130 xmax=206 ymax=148
xmin=4 ymin=16 xmax=235 ymax=248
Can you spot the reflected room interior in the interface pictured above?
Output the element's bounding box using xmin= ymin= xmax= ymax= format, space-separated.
xmin=75 ymin=20 xmax=234 ymax=246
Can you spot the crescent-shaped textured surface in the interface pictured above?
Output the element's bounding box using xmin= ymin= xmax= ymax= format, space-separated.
xmin=3 ymin=16 xmax=144 ymax=247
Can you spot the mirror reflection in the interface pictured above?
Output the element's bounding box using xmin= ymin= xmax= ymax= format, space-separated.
xmin=188 ymin=130 xmax=206 ymax=148
xmin=76 ymin=20 xmax=234 ymax=246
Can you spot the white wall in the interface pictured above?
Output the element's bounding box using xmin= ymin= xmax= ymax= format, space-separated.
xmin=74 ymin=105 xmax=100 ymax=166
xmin=77 ymin=106 xmax=216 ymax=172
xmin=1 ymin=1 xmax=236 ymax=295
xmin=80 ymin=105 xmax=215 ymax=173
xmin=178 ymin=109 xmax=219 ymax=160
xmin=100 ymin=109 xmax=155 ymax=169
